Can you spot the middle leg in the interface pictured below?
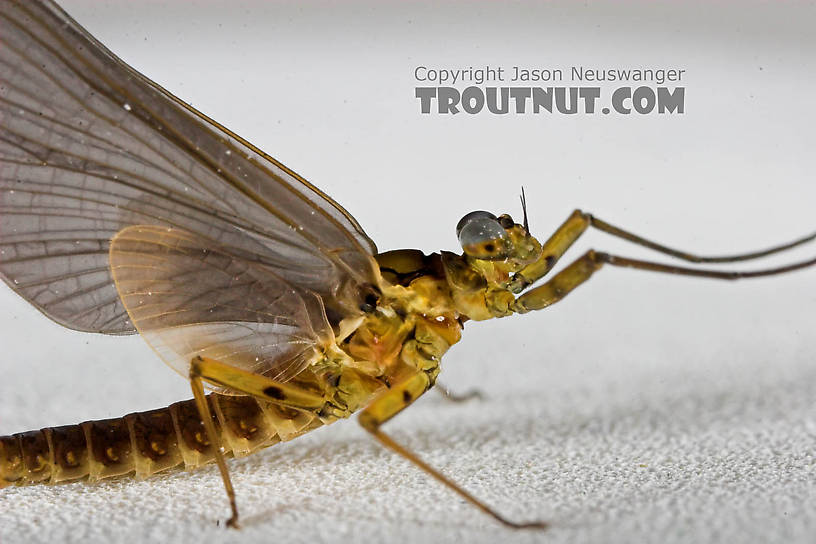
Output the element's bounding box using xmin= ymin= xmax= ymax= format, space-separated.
xmin=435 ymin=382 xmax=484 ymax=403
xmin=359 ymin=372 xmax=547 ymax=529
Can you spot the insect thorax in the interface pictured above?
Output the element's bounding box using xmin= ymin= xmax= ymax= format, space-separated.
xmin=306 ymin=250 xmax=461 ymax=412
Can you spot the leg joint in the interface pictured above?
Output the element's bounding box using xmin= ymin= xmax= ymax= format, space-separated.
xmin=188 ymin=355 xmax=204 ymax=379
xmin=358 ymin=411 xmax=378 ymax=432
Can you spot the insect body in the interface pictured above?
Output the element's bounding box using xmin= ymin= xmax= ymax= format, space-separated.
xmin=0 ymin=0 xmax=814 ymax=530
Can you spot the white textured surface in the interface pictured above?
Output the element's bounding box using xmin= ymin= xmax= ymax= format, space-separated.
xmin=1 ymin=1 xmax=815 ymax=543
xmin=1 ymin=334 xmax=815 ymax=544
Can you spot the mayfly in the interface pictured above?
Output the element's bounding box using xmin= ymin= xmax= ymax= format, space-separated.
xmin=0 ymin=0 xmax=814 ymax=530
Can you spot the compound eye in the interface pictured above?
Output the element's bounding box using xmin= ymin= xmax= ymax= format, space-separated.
xmin=456 ymin=211 xmax=510 ymax=260
xmin=456 ymin=211 xmax=497 ymax=237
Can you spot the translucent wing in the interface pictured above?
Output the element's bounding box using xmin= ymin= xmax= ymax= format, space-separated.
xmin=109 ymin=225 xmax=334 ymax=387
xmin=0 ymin=0 xmax=379 ymax=335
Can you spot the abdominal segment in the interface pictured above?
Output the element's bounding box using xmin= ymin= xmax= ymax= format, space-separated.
xmin=0 ymin=393 xmax=325 ymax=487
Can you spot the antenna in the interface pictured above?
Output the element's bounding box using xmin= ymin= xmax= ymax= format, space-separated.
xmin=520 ymin=187 xmax=529 ymax=233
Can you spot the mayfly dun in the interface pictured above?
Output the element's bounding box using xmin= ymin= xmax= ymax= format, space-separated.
xmin=1 ymin=0 xmax=814 ymax=530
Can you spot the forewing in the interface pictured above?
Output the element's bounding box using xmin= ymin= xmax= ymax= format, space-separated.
xmin=0 ymin=0 xmax=378 ymax=335
xmin=109 ymin=225 xmax=334 ymax=386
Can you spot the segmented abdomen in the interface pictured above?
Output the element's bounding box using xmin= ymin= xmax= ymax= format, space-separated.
xmin=0 ymin=394 xmax=325 ymax=487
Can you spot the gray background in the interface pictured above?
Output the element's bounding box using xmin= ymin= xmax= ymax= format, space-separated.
xmin=1 ymin=1 xmax=814 ymax=543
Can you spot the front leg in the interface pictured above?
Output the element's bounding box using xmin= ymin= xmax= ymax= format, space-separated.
xmin=513 ymin=249 xmax=816 ymax=313
xmin=509 ymin=209 xmax=815 ymax=292
xmin=358 ymin=371 xmax=547 ymax=530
